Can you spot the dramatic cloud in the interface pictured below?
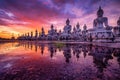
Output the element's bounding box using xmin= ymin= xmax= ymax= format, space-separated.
xmin=0 ymin=0 xmax=120 ymax=38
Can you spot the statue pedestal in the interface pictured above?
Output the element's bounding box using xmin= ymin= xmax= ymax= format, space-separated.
xmin=61 ymin=32 xmax=71 ymax=40
xmin=114 ymin=37 xmax=120 ymax=42
xmin=89 ymin=28 xmax=114 ymax=42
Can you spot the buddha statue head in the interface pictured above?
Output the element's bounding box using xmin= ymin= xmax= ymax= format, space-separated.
xmin=42 ymin=27 xmax=44 ymax=31
xmin=28 ymin=32 xmax=29 ymax=36
xmin=59 ymin=30 xmax=61 ymax=33
xmin=35 ymin=29 xmax=38 ymax=33
xmin=51 ymin=24 xmax=54 ymax=29
xmin=31 ymin=31 xmax=33 ymax=36
xmin=117 ymin=17 xmax=120 ymax=26
xmin=66 ymin=18 xmax=70 ymax=25
xmin=97 ymin=6 xmax=104 ymax=17
xmin=76 ymin=22 xmax=80 ymax=28
xmin=83 ymin=24 xmax=87 ymax=30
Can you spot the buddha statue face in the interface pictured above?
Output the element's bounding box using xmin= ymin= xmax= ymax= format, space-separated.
xmin=97 ymin=7 xmax=104 ymax=17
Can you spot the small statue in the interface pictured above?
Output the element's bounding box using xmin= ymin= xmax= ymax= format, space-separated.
xmin=35 ymin=29 xmax=38 ymax=38
xmin=41 ymin=27 xmax=45 ymax=36
xmin=76 ymin=22 xmax=81 ymax=33
xmin=48 ymin=24 xmax=55 ymax=35
xmin=31 ymin=31 xmax=33 ymax=38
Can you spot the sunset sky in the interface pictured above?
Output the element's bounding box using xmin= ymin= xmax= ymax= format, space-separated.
xmin=0 ymin=0 xmax=120 ymax=38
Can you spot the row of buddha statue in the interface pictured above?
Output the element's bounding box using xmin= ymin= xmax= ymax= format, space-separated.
xmin=17 ymin=6 xmax=120 ymax=42
xmin=18 ymin=19 xmax=88 ymax=41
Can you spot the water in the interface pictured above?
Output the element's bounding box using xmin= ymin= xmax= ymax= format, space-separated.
xmin=0 ymin=42 xmax=120 ymax=80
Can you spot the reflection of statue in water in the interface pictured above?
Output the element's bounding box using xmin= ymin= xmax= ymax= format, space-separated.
xmin=82 ymin=46 xmax=88 ymax=58
xmin=72 ymin=45 xmax=81 ymax=60
xmin=90 ymin=46 xmax=113 ymax=79
xmin=27 ymin=42 xmax=30 ymax=49
xmin=63 ymin=44 xmax=71 ymax=63
xmin=40 ymin=43 xmax=45 ymax=55
xmin=30 ymin=42 xmax=33 ymax=50
xmin=113 ymin=48 xmax=120 ymax=67
xmin=48 ymin=44 xmax=56 ymax=58
xmin=35 ymin=43 xmax=38 ymax=52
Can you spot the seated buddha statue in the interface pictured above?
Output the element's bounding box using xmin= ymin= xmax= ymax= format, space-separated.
xmin=63 ymin=18 xmax=72 ymax=34
xmin=47 ymin=24 xmax=57 ymax=40
xmin=61 ymin=19 xmax=72 ymax=40
xmin=93 ymin=6 xmax=111 ymax=30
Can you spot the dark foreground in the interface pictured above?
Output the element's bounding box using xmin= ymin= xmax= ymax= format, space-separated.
xmin=0 ymin=41 xmax=120 ymax=80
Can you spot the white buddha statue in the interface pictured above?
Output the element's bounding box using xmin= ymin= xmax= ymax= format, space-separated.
xmin=76 ymin=23 xmax=81 ymax=33
xmin=93 ymin=6 xmax=111 ymax=30
xmin=47 ymin=24 xmax=56 ymax=40
xmin=113 ymin=17 xmax=120 ymax=37
xmin=72 ymin=23 xmax=81 ymax=40
xmin=63 ymin=18 xmax=72 ymax=34
xmin=61 ymin=19 xmax=72 ymax=40
xmin=75 ymin=23 xmax=81 ymax=39
xmin=88 ymin=6 xmax=114 ymax=42
xmin=82 ymin=24 xmax=88 ymax=41
xmin=72 ymin=26 xmax=76 ymax=40
xmin=40 ymin=27 xmax=46 ymax=40
xmin=113 ymin=17 xmax=120 ymax=42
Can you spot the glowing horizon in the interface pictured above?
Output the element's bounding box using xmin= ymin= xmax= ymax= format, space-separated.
xmin=0 ymin=0 xmax=120 ymax=39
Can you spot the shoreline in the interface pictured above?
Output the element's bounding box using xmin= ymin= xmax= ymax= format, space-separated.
xmin=0 ymin=40 xmax=120 ymax=48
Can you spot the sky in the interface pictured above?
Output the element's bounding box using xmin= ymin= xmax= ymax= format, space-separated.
xmin=0 ymin=0 xmax=120 ymax=38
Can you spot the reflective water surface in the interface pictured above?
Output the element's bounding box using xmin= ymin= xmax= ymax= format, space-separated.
xmin=0 ymin=42 xmax=120 ymax=80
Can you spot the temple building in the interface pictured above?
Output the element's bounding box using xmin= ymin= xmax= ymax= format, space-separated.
xmin=88 ymin=6 xmax=114 ymax=42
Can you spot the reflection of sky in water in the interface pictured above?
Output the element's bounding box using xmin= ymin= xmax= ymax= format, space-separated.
xmin=0 ymin=42 xmax=120 ymax=79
